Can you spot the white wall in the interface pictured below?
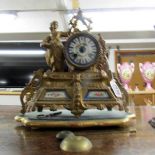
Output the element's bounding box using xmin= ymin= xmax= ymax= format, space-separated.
xmin=109 ymin=49 xmax=115 ymax=72
xmin=0 ymin=95 xmax=20 ymax=105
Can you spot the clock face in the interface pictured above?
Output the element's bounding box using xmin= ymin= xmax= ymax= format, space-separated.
xmin=65 ymin=32 xmax=100 ymax=69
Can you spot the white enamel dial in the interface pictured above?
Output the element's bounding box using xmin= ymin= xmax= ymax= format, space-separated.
xmin=65 ymin=33 xmax=100 ymax=69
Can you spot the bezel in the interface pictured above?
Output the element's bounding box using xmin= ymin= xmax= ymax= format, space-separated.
xmin=65 ymin=32 xmax=100 ymax=69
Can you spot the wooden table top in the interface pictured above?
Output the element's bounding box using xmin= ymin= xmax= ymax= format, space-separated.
xmin=0 ymin=105 xmax=155 ymax=155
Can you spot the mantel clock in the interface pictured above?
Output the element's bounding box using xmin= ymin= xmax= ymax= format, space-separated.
xmin=15 ymin=9 xmax=135 ymax=128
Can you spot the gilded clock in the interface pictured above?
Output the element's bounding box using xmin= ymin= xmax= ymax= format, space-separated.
xmin=65 ymin=32 xmax=100 ymax=69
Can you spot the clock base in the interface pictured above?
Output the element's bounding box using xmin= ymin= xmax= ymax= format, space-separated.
xmin=20 ymin=70 xmax=129 ymax=117
xmin=15 ymin=109 xmax=135 ymax=128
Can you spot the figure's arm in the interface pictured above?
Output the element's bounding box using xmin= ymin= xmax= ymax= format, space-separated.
xmin=60 ymin=31 xmax=69 ymax=38
xmin=40 ymin=36 xmax=51 ymax=48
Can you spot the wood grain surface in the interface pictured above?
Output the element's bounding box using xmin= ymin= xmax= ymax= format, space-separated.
xmin=0 ymin=105 xmax=155 ymax=155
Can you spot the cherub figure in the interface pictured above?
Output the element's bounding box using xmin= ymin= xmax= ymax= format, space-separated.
xmin=69 ymin=9 xmax=92 ymax=32
xmin=40 ymin=21 xmax=68 ymax=71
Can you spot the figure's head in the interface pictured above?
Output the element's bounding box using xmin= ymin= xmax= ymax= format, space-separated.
xmin=78 ymin=9 xmax=82 ymax=15
xmin=50 ymin=21 xmax=58 ymax=31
